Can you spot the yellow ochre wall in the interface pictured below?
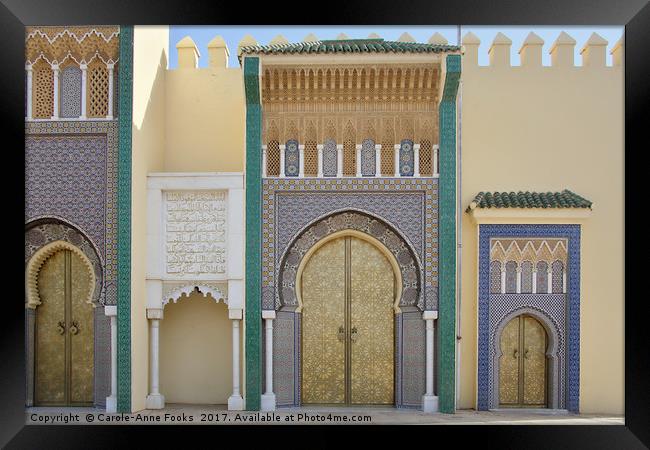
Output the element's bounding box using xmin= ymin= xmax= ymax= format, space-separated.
xmin=457 ymin=34 xmax=624 ymax=414
xmin=160 ymin=292 xmax=233 ymax=404
xmin=163 ymin=40 xmax=245 ymax=172
xmin=131 ymin=25 xmax=169 ymax=412
xmin=130 ymin=29 xmax=246 ymax=411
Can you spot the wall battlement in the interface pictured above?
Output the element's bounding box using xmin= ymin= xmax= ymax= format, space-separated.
xmin=462 ymin=31 xmax=623 ymax=68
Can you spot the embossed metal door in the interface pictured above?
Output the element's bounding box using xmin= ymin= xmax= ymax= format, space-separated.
xmin=301 ymin=236 xmax=394 ymax=405
xmin=349 ymin=237 xmax=394 ymax=404
xmin=35 ymin=250 xmax=94 ymax=406
xmin=498 ymin=315 xmax=547 ymax=408
xmin=301 ymin=237 xmax=346 ymax=404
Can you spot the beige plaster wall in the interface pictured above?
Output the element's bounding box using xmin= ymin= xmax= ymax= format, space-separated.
xmin=457 ymin=43 xmax=624 ymax=414
xmin=164 ymin=60 xmax=245 ymax=172
xmin=131 ymin=25 xmax=169 ymax=412
xmin=159 ymin=292 xmax=233 ymax=404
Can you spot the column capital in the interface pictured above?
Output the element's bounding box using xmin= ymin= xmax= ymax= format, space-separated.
xmin=52 ymin=63 xmax=60 ymax=72
xmin=229 ymin=308 xmax=243 ymax=320
xmin=422 ymin=310 xmax=438 ymax=320
xmin=107 ymin=62 xmax=115 ymax=70
xmin=25 ymin=64 xmax=33 ymax=71
xmin=262 ymin=309 xmax=276 ymax=320
xmin=80 ymin=63 xmax=88 ymax=70
xmin=105 ymin=305 xmax=118 ymax=317
xmin=147 ymin=308 xmax=164 ymax=320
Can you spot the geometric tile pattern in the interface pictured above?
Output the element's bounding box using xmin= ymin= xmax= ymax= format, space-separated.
xmin=477 ymin=224 xmax=581 ymax=412
xmin=116 ymin=25 xmax=132 ymax=413
xmin=399 ymin=139 xmax=415 ymax=176
xmin=60 ymin=66 xmax=82 ymax=118
xmin=25 ymin=121 xmax=118 ymax=306
xmin=277 ymin=210 xmax=422 ymax=309
xmin=284 ymin=139 xmax=299 ymax=177
xmin=322 ymin=139 xmax=337 ymax=176
xmin=244 ymin=56 xmax=262 ymax=411
xmin=438 ymin=53 xmax=461 ymax=413
xmin=261 ymin=177 xmax=439 ymax=311
xmin=361 ymin=139 xmax=376 ymax=176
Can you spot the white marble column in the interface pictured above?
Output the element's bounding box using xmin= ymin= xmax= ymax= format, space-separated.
xmin=261 ymin=145 xmax=267 ymax=177
xmin=317 ymin=144 xmax=324 ymax=177
xmin=26 ymin=65 xmax=33 ymax=120
xmin=279 ymin=144 xmax=286 ymax=177
xmin=298 ymin=144 xmax=305 ymax=177
xmin=547 ymin=269 xmax=553 ymax=294
xmin=336 ymin=144 xmax=344 ymax=177
xmin=107 ymin=63 xmax=114 ymax=120
xmin=146 ymin=308 xmax=165 ymax=409
xmin=516 ymin=267 xmax=522 ymax=293
xmin=413 ymin=143 xmax=420 ymax=177
xmin=228 ymin=309 xmax=244 ymax=410
xmin=394 ymin=144 xmax=401 ymax=177
xmin=52 ymin=64 xmax=60 ymax=119
xmin=261 ymin=310 xmax=276 ymax=411
xmin=433 ymin=145 xmax=439 ymax=175
xmin=532 ymin=268 xmax=538 ymax=293
xmin=80 ymin=63 xmax=88 ymax=119
xmin=563 ymin=270 xmax=567 ymax=293
xmin=355 ymin=144 xmax=362 ymax=177
xmin=422 ymin=310 xmax=439 ymax=413
xmin=375 ymin=144 xmax=381 ymax=177
xmin=500 ymin=267 xmax=507 ymax=294
xmin=105 ymin=305 xmax=118 ymax=413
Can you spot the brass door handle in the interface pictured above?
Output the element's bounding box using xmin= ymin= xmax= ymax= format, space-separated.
xmin=350 ymin=327 xmax=358 ymax=343
xmin=513 ymin=349 xmax=519 ymax=359
xmin=337 ymin=326 xmax=345 ymax=342
xmin=69 ymin=321 xmax=79 ymax=335
xmin=57 ymin=321 xmax=66 ymax=335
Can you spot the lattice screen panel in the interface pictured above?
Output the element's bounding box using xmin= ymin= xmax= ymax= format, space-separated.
xmin=419 ymin=139 xmax=432 ymax=175
xmin=88 ymin=62 xmax=109 ymax=118
xmin=33 ymin=61 xmax=54 ymax=119
xmin=343 ymin=139 xmax=356 ymax=176
xmin=304 ymin=140 xmax=318 ymax=176
xmin=381 ymin=138 xmax=394 ymax=176
xmin=267 ymin=141 xmax=280 ymax=176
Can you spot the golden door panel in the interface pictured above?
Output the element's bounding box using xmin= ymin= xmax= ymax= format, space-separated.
xmin=35 ymin=250 xmax=66 ymax=405
xmin=350 ymin=237 xmax=394 ymax=404
xmin=34 ymin=249 xmax=94 ymax=406
xmin=498 ymin=316 xmax=520 ymax=406
xmin=69 ymin=251 xmax=94 ymax=404
xmin=522 ymin=316 xmax=547 ymax=406
xmin=301 ymin=237 xmax=346 ymax=404
xmin=498 ymin=315 xmax=547 ymax=408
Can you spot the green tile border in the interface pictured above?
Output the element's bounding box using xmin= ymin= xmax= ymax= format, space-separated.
xmin=116 ymin=25 xmax=133 ymax=413
xmin=244 ymin=56 xmax=262 ymax=411
xmin=438 ymin=53 xmax=461 ymax=414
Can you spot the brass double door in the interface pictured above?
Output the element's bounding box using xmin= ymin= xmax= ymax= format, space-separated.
xmin=35 ymin=249 xmax=94 ymax=406
xmin=301 ymin=236 xmax=395 ymax=405
xmin=499 ymin=315 xmax=548 ymax=408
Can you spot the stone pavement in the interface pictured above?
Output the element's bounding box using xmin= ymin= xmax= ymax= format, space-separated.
xmin=26 ymin=404 xmax=624 ymax=425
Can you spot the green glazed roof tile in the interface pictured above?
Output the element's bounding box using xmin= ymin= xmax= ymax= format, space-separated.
xmin=466 ymin=189 xmax=592 ymax=212
xmin=238 ymin=38 xmax=460 ymax=62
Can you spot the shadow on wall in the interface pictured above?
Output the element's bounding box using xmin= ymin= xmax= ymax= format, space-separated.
xmin=159 ymin=292 xmax=233 ymax=404
xmin=131 ymin=44 xmax=168 ymax=412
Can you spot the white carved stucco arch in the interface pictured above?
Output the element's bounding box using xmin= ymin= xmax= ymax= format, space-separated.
xmin=161 ymin=282 xmax=228 ymax=308
xmin=25 ymin=240 xmax=97 ymax=309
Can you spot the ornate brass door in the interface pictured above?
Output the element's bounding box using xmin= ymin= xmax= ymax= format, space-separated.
xmin=301 ymin=236 xmax=394 ymax=405
xmin=498 ymin=315 xmax=547 ymax=408
xmin=35 ymin=250 xmax=94 ymax=406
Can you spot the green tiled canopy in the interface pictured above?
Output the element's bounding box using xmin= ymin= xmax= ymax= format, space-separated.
xmin=466 ymin=190 xmax=592 ymax=212
xmin=239 ymin=38 xmax=460 ymax=60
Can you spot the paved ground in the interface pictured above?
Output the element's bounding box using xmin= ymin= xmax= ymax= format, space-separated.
xmin=26 ymin=404 xmax=624 ymax=425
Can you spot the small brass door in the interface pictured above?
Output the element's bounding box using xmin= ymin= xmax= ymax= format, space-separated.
xmin=498 ymin=315 xmax=547 ymax=408
xmin=301 ymin=236 xmax=394 ymax=405
xmin=35 ymin=249 xmax=94 ymax=406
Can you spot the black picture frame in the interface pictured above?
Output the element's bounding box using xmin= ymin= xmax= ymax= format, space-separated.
xmin=1 ymin=0 xmax=646 ymax=447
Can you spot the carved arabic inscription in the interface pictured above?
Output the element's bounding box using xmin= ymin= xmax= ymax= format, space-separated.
xmin=165 ymin=191 xmax=227 ymax=276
